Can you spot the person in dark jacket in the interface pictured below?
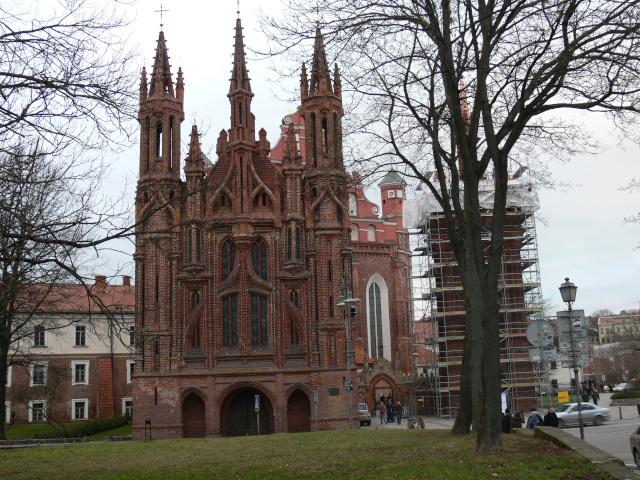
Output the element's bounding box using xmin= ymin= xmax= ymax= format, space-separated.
xmin=543 ymin=407 xmax=559 ymax=427
xmin=502 ymin=408 xmax=512 ymax=433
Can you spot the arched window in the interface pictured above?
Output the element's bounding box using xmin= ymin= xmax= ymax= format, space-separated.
xmin=223 ymin=295 xmax=238 ymax=347
xmin=295 ymin=227 xmax=301 ymax=259
xmin=251 ymin=294 xmax=267 ymax=346
xmin=369 ymin=283 xmax=383 ymax=358
xmin=290 ymin=317 xmax=299 ymax=345
xmin=351 ymin=224 xmax=359 ymax=241
xmin=367 ymin=225 xmax=376 ymax=242
xmin=348 ymin=193 xmax=357 ymax=216
xmin=195 ymin=229 xmax=202 ymax=262
xmin=155 ymin=122 xmax=163 ymax=157
xmin=252 ymin=239 xmax=267 ymax=281
xmin=366 ymin=275 xmax=391 ymax=360
xmin=192 ymin=320 xmax=200 ymax=348
xmin=187 ymin=231 xmax=193 ymax=262
xmin=191 ymin=292 xmax=200 ymax=310
xmin=222 ymin=239 xmax=235 ymax=280
xmin=287 ymin=228 xmax=292 ymax=260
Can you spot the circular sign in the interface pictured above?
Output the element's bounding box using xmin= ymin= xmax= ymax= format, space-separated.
xmin=526 ymin=320 xmax=554 ymax=347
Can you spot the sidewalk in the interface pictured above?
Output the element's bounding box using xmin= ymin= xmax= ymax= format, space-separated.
xmin=361 ymin=413 xmax=454 ymax=430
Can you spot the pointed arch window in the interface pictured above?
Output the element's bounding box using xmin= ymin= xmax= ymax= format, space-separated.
xmin=287 ymin=228 xmax=292 ymax=260
xmin=222 ymin=239 xmax=235 ymax=280
xmin=252 ymin=239 xmax=267 ymax=281
xmin=369 ymin=283 xmax=384 ymax=358
xmin=155 ymin=122 xmax=163 ymax=157
xmin=195 ymin=229 xmax=202 ymax=262
xmin=223 ymin=295 xmax=238 ymax=347
xmin=351 ymin=224 xmax=359 ymax=241
xmin=251 ymin=294 xmax=267 ymax=346
xmin=296 ymin=227 xmax=301 ymax=259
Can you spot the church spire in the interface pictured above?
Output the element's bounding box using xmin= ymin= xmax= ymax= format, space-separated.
xmin=309 ymin=28 xmax=332 ymax=94
xmin=149 ymin=30 xmax=174 ymax=97
xmin=228 ymin=17 xmax=255 ymax=141
xmin=229 ymin=18 xmax=252 ymax=94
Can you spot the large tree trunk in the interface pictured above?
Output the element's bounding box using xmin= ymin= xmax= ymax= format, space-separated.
xmin=0 ymin=340 xmax=9 ymax=440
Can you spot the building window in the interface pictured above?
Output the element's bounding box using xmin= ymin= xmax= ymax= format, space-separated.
xmin=222 ymin=239 xmax=236 ymax=280
xmin=295 ymin=227 xmax=301 ymax=259
xmin=290 ymin=318 xmax=299 ymax=345
xmin=348 ymin=193 xmax=357 ymax=216
xmin=126 ymin=360 xmax=135 ymax=384
xmin=4 ymin=401 xmax=9 ymax=424
xmin=252 ymin=239 xmax=267 ymax=281
xmin=129 ymin=325 xmax=135 ymax=346
xmin=251 ymin=294 xmax=268 ymax=346
xmin=34 ymin=325 xmax=46 ymax=347
xmin=287 ymin=227 xmax=292 ymax=260
xmin=5 ymin=365 xmax=11 ymax=387
xmin=75 ymin=326 xmax=86 ymax=346
xmin=30 ymin=363 xmax=47 ymax=386
xmin=29 ymin=401 xmax=46 ymax=422
xmin=369 ymin=282 xmax=384 ymax=358
xmin=71 ymin=360 xmax=89 ymax=385
xmin=351 ymin=224 xmax=359 ymax=241
xmin=195 ymin=229 xmax=202 ymax=262
xmin=223 ymin=295 xmax=238 ymax=347
xmin=72 ymin=399 xmax=88 ymax=420
xmin=122 ymin=397 xmax=133 ymax=417
xmin=367 ymin=225 xmax=376 ymax=242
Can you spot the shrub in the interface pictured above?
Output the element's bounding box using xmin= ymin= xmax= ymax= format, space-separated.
xmin=611 ymin=390 xmax=640 ymax=400
xmin=35 ymin=415 xmax=130 ymax=439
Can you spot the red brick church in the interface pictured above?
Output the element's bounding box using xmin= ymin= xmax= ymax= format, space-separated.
xmin=132 ymin=17 xmax=412 ymax=439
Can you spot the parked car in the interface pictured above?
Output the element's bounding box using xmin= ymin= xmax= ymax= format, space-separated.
xmin=358 ymin=403 xmax=371 ymax=426
xmin=555 ymin=403 xmax=611 ymax=427
xmin=630 ymin=425 xmax=640 ymax=468
xmin=614 ymin=383 xmax=632 ymax=392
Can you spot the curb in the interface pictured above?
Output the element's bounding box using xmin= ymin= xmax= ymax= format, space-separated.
xmin=534 ymin=426 xmax=634 ymax=480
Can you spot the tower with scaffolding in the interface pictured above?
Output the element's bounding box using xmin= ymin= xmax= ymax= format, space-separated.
xmin=405 ymin=171 xmax=545 ymax=417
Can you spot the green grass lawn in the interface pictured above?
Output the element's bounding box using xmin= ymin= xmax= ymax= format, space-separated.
xmin=0 ymin=429 xmax=611 ymax=480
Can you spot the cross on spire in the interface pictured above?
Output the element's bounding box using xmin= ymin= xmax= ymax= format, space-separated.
xmin=155 ymin=4 xmax=169 ymax=30
xmin=237 ymin=0 xmax=240 ymax=17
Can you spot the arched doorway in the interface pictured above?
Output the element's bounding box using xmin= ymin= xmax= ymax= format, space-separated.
xmin=221 ymin=387 xmax=272 ymax=437
xmin=182 ymin=392 xmax=206 ymax=438
xmin=287 ymin=389 xmax=311 ymax=433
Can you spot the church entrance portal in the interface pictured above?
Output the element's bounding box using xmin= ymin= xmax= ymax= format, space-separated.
xmin=222 ymin=388 xmax=272 ymax=437
xmin=182 ymin=393 xmax=206 ymax=438
xmin=287 ymin=389 xmax=311 ymax=433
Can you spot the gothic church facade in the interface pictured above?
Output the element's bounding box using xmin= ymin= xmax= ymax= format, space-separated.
xmin=132 ymin=18 xmax=412 ymax=439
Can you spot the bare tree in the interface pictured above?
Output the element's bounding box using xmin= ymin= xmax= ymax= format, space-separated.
xmin=0 ymin=0 xmax=138 ymax=156
xmin=10 ymin=363 xmax=71 ymax=436
xmin=262 ymin=1 xmax=640 ymax=450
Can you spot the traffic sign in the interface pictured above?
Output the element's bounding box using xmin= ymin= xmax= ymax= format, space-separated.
xmin=526 ymin=320 xmax=555 ymax=347
xmin=254 ymin=394 xmax=260 ymax=412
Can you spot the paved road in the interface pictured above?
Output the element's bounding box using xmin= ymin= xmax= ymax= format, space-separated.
xmin=560 ymin=393 xmax=640 ymax=470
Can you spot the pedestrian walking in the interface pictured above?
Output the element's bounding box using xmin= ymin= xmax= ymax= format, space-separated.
xmin=591 ymin=388 xmax=600 ymax=406
xmin=543 ymin=407 xmax=559 ymax=427
xmin=526 ymin=408 xmax=542 ymax=429
xmin=396 ymin=401 xmax=404 ymax=425
xmin=502 ymin=408 xmax=512 ymax=433
xmin=379 ymin=401 xmax=387 ymax=424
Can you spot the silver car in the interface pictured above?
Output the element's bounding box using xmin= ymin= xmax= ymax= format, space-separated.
xmin=358 ymin=403 xmax=371 ymax=426
xmin=555 ymin=403 xmax=611 ymax=427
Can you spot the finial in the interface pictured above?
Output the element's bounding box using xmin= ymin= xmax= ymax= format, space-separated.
xmin=155 ymin=4 xmax=169 ymax=30
xmin=237 ymin=0 xmax=240 ymax=17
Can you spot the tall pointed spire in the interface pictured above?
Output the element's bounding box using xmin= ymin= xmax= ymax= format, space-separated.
xmin=229 ymin=18 xmax=252 ymax=94
xmin=228 ymin=17 xmax=255 ymax=141
xmin=149 ymin=31 xmax=174 ymax=97
xmin=309 ymin=28 xmax=332 ymax=94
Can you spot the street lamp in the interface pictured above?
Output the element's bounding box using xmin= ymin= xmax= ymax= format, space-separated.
xmin=337 ymin=273 xmax=356 ymax=429
xmin=559 ymin=277 xmax=585 ymax=440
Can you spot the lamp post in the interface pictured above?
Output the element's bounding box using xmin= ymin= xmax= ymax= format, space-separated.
xmin=337 ymin=273 xmax=356 ymax=429
xmin=559 ymin=277 xmax=585 ymax=440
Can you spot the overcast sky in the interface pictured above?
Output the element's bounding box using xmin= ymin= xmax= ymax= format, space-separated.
xmin=109 ymin=0 xmax=640 ymax=316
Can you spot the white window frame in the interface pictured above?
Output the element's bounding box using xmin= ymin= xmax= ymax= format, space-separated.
xmin=366 ymin=274 xmax=391 ymax=361
xmin=71 ymin=360 xmax=90 ymax=385
xmin=33 ymin=325 xmax=46 ymax=347
xmin=122 ymin=397 xmax=133 ymax=416
xmin=4 ymin=401 xmax=10 ymax=424
xmin=29 ymin=400 xmax=46 ymax=422
xmin=126 ymin=359 xmax=135 ymax=384
xmin=30 ymin=362 xmax=48 ymax=387
xmin=75 ymin=325 xmax=87 ymax=347
xmin=5 ymin=365 xmax=11 ymax=387
xmin=71 ymin=398 xmax=89 ymax=421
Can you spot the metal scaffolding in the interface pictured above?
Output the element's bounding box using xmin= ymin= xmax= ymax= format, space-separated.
xmin=408 ymin=178 xmax=545 ymax=417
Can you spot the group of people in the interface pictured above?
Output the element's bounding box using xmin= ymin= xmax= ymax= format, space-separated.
xmin=502 ymin=407 xmax=559 ymax=433
xmin=379 ymin=395 xmax=404 ymax=425
xmin=581 ymin=387 xmax=601 ymax=405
